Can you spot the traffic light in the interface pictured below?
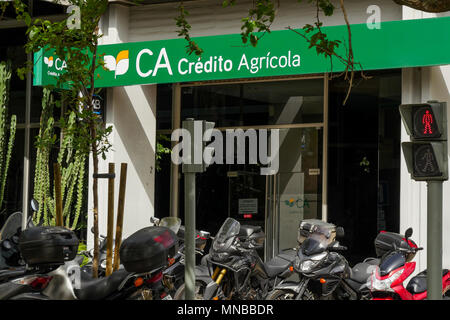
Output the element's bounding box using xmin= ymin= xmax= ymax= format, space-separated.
xmin=400 ymin=102 xmax=448 ymax=181
xmin=182 ymin=118 xmax=216 ymax=173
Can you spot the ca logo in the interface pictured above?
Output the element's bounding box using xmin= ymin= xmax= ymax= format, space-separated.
xmin=44 ymin=56 xmax=54 ymax=68
xmin=104 ymin=50 xmax=129 ymax=78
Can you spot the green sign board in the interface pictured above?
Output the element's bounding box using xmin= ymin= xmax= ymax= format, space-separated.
xmin=33 ymin=17 xmax=450 ymax=88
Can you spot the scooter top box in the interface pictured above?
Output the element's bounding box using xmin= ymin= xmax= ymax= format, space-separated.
xmin=119 ymin=226 xmax=178 ymax=274
xmin=374 ymin=231 xmax=416 ymax=258
xmin=19 ymin=226 xmax=79 ymax=267
xmin=297 ymin=219 xmax=337 ymax=245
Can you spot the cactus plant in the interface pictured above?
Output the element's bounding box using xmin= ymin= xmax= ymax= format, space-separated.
xmin=0 ymin=61 xmax=17 ymax=211
xmin=33 ymin=89 xmax=87 ymax=229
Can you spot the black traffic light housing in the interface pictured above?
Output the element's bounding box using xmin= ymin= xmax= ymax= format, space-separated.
xmin=400 ymin=102 xmax=448 ymax=181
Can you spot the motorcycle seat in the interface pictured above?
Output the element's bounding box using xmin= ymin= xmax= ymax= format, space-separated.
xmin=264 ymin=249 xmax=296 ymax=278
xmin=0 ymin=267 xmax=26 ymax=282
xmin=406 ymin=269 xmax=449 ymax=294
xmin=74 ymin=268 xmax=131 ymax=300
xmin=349 ymin=258 xmax=380 ymax=284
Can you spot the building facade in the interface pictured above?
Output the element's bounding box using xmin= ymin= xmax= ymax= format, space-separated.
xmin=1 ymin=0 xmax=449 ymax=275
xmin=85 ymin=0 xmax=450 ymax=272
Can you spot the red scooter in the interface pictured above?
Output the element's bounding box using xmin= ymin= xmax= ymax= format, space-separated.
xmin=366 ymin=228 xmax=450 ymax=300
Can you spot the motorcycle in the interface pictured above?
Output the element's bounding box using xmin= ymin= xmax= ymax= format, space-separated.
xmin=366 ymin=227 xmax=450 ymax=300
xmin=0 ymin=212 xmax=25 ymax=270
xmin=2 ymin=220 xmax=180 ymax=300
xmin=0 ymin=200 xmax=41 ymax=283
xmin=199 ymin=217 xmax=297 ymax=300
xmin=267 ymin=224 xmax=379 ymax=300
xmin=150 ymin=216 xmax=212 ymax=298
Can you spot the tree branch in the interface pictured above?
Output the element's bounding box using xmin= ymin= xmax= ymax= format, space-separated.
xmin=392 ymin=0 xmax=450 ymax=12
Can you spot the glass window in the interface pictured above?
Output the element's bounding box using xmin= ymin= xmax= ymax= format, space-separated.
xmin=328 ymin=70 xmax=401 ymax=265
xmin=181 ymin=78 xmax=323 ymax=127
xmin=0 ymin=28 xmax=27 ymax=123
xmin=156 ymin=84 xmax=172 ymax=130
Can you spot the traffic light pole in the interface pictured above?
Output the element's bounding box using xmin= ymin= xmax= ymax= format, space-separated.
xmin=400 ymin=102 xmax=447 ymax=300
xmin=181 ymin=118 xmax=215 ymax=300
xmin=184 ymin=172 xmax=196 ymax=300
xmin=427 ymin=180 xmax=443 ymax=300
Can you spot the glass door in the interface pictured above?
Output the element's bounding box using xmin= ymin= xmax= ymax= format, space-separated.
xmin=265 ymin=127 xmax=323 ymax=259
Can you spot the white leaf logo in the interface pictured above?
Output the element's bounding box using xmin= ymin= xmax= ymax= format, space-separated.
xmin=103 ymin=55 xmax=116 ymax=71
xmin=44 ymin=56 xmax=54 ymax=68
xmin=104 ymin=50 xmax=129 ymax=78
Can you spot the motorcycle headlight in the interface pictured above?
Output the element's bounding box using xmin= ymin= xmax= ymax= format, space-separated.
xmin=295 ymin=252 xmax=327 ymax=273
xmin=366 ymin=268 xmax=404 ymax=292
xmin=211 ymin=252 xmax=230 ymax=262
xmin=212 ymin=238 xmax=232 ymax=252
xmin=299 ymin=260 xmax=319 ymax=272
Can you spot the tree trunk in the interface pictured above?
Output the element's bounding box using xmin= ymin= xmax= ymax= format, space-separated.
xmin=91 ymin=134 xmax=100 ymax=278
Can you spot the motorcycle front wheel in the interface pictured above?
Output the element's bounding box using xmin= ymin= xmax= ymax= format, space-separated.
xmin=173 ymin=281 xmax=208 ymax=300
xmin=267 ymin=289 xmax=315 ymax=300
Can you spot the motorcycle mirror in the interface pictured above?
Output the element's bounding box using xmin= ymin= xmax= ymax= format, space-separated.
xmin=160 ymin=217 xmax=182 ymax=233
xmin=27 ymin=216 xmax=35 ymax=229
xmin=150 ymin=216 xmax=160 ymax=226
xmin=405 ymin=227 xmax=413 ymax=240
xmin=199 ymin=231 xmax=210 ymax=239
xmin=336 ymin=226 xmax=345 ymax=239
xmin=30 ymin=199 xmax=39 ymax=212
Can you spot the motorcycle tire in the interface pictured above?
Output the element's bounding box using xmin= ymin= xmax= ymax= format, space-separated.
xmin=173 ymin=281 xmax=208 ymax=300
xmin=267 ymin=289 xmax=315 ymax=300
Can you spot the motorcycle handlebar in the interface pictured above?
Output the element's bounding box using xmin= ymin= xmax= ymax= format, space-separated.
xmin=329 ymin=245 xmax=348 ymax=252
xmin=394 ymin=244 xmax=423 ymax=254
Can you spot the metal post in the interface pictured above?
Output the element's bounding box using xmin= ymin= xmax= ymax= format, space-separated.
xmin=54 ymin=163 xmax=63 ymax=227
xmin=170 ymin=83 xmax=181 ymax=218
xmin=184 ymin=172 xmax=196 ymax=300
xmin=21 ymin=54 xmax=31 ymax=231
xmin=322 ymin=73 xmax=329 ymax=222
xmin=427 ymin=180 xmax=443 ymax=300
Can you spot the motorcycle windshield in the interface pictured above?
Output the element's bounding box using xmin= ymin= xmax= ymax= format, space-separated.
xmin=314 ymin=225 xmax=333 ymax=239
xmin=160 ymin=217 xmax=182 ymax=234
xmin=301 ymin=233 xmax=328 ymax=256
xmin=0 ymin=212 xmax=22 ymax=241
xmin=212 ymin=218 xmax=240 ymax=252
xmin=379 ymin=251 xmax=406 ymax=276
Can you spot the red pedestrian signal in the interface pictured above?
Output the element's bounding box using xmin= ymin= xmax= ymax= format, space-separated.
xmin=413 ymin=106 xmax=441 ymax=139
xmin=423 ymin=110 xmax=432 ymax=134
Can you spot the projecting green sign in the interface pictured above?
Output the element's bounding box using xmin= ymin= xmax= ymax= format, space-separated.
xmin=33 ymin=17 xmax=450 ymax=88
